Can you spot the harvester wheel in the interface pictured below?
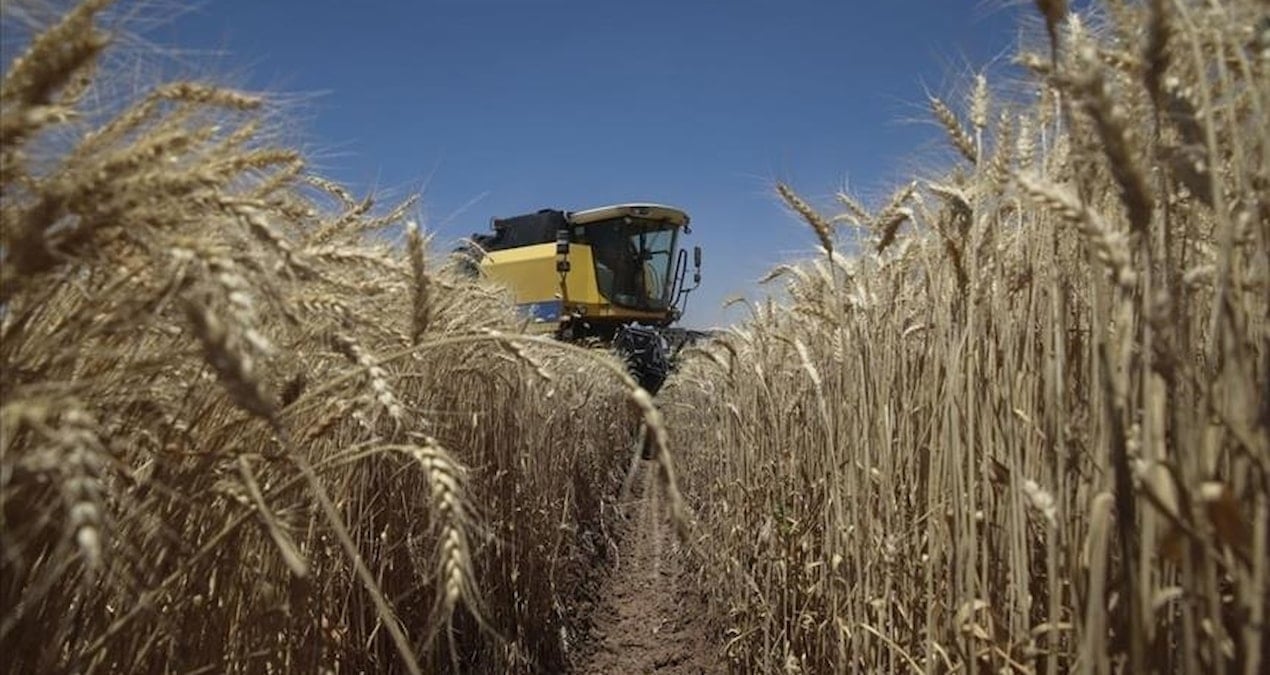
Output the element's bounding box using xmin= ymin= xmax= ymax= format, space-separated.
xmin=614 ymin=324 xmax=671 ymax=395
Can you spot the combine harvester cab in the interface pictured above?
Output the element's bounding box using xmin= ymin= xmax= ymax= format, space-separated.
xmin=462 ymin=203 xmax=705 ymax=394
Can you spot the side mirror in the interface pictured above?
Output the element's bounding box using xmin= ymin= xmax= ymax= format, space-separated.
xmin=556 ymin=229 xmax=571 ymax=273
xmin=693 ymin=245 xmax=702 ymax=268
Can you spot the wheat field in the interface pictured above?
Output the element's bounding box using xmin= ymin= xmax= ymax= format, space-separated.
xmin=2 ymin=0 xmax=1266 ymax=673
xmin=665 ymin=1 xmax=1268 ymax=672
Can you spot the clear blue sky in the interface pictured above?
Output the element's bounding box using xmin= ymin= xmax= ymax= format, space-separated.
xmin=158 ymin=1 xmax=1027 ymax=327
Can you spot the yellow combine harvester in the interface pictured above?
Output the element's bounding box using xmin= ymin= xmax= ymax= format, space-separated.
xmin=460 ymin=203 xmax=706 ymax=393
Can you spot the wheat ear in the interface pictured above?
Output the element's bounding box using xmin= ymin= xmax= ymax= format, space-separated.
xmin=930 ymin=96 xmax=978 ymax=164
xmin=406 ymin=221 xmax=432 ymax=343
xmin=777 ymin=182 xmax=834 ymax=254
xmin=332 ymin=332 xmax=403 ymax=422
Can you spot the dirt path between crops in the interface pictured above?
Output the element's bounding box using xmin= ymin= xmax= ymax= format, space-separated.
xmin=573 ymin=457 xmax=723 ymax=675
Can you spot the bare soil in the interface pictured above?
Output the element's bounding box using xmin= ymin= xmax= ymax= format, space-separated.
xmin=572 ymin=460 xmax=722 ymax=675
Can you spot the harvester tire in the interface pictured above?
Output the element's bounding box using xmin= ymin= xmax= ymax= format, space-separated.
xmin=614 ymin=324 xmax=671 ymax=395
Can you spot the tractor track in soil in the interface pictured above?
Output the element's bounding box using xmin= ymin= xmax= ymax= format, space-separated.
xmin=572 ymin=457 xmax=722 ymax=675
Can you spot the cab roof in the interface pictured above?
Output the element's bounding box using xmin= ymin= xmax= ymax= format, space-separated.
xmin=567 ymin=204 xmax=690 ymax=227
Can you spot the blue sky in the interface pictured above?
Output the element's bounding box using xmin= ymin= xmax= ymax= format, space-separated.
xmin=159 ymin=1 xmax=1027 ymax=327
